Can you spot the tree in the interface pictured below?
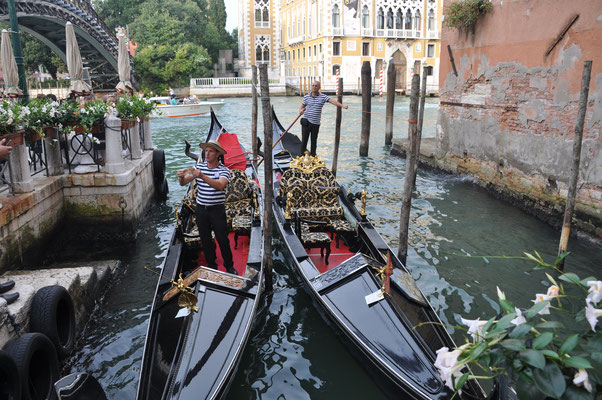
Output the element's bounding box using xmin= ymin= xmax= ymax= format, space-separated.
xmin=21 ymin=33 xmax=65 ymax=78
xmin=95 ymin=0 xmax=146 ymax=31
xmin=208 ymin=0 xmax=227 ymax=35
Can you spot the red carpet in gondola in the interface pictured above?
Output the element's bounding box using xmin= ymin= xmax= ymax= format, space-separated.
xmin=194 ymin=233 xmax=249 ymax=276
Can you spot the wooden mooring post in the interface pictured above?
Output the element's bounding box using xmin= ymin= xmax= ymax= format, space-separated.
xmin=384 ymin=61 xmax=396 ymax=145
xmin=251 ymin=65 xmax=258 ymax=169
xmin=398 ymin=74 xmax=421 ymax=265
xmin=413 ymin=67 xmax=428 ymax=185
xmin=332 ymin=78 xmax=343 ymax=177
xmin=259 ymin=64 xmax=274 ymax=289
xmin=360 ymin=61 xmax=371 ymax=156
xmin=557 ymin=60 xmax=592 ymax=271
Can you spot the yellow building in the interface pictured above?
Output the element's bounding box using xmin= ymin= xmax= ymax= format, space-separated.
xmin=237 ymin=0 xmax=282 ymax=76
xmin=240 ymin=0 xmax=442 ymax=92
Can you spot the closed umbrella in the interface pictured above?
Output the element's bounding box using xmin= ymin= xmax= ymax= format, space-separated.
xmin=1 ymin=29 xmax=23 ymax=97
xmin=116 ymin=35 xmax=133 ymax=94
xmin=65 ymin=22 xmax=92 ymax=95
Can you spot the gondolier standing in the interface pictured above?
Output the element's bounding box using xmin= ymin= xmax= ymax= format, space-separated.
xmin=299 ymin=80 xmax=348 ymax=156
xmin=177 ymin=140 xmax=237 ymax=275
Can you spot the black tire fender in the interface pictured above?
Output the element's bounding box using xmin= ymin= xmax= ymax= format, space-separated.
xmin=156 ymin=177 xmax=169 ymax=202
xmin=30 ymin=285 xmax=76 ymax=359
xmin=3 ymin=333 xmax=59 ymax=400
xmin=152 ymin=149 xmax=166 ymax=182
xmin=0 ymin=350 xmax=21 ymax=400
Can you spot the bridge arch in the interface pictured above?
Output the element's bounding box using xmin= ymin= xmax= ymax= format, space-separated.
xmin=0 ymin=0 xmax=120 ymax=87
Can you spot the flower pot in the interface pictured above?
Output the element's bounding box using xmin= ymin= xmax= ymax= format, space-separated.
xmin=66 ymin=123 xmax=85 ymax=134
xmin=121 ymin=119 xmax=136 ymax=130
xmin=90 ymin=123 xmax=104 ymax=134
xmin=0 ymin=131 xmax=24 ymax=146
xmin=42 ymin=126 xmax=58 ymax=139
xmin=25 ymin=131 xmax=43 ymax=142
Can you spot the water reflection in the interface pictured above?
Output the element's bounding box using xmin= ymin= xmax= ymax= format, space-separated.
xmin=58 ymin=96 xmax=602 ymax=399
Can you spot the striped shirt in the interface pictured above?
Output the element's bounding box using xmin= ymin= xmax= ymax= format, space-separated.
xmin=302 ymin=93 xmax=330 ymax=125
xmin=194 ymin=162 xmax=231 ymax=206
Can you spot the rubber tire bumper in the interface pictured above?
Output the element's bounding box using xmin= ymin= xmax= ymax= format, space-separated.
xmin=156 ymin=177 xmax=169 ymax=202
xmin=3 ymin=333 xmax=59 ymax=400
xmin=0 ymin=350 xmax=21 ymax=400
xmin=152 ymin=149 xmax=166 ymax=182
xmin=30 ymin=285 xmax=76 ymax=359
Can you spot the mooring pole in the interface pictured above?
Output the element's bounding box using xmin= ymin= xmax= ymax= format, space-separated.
xmin=7 ymin=0 xmax=29 ymax=102
xmin=398 ymin=74 xmax=420 ymax=265
xmin=557 ymin=60 xmax=592 ymax=271
xmin=332 ymin=78 xmax=343 ymax=177
xmin=413 ymin=67 xmax=428 ymax=184
xmin=259 ymin=64 xmax=274 ymax=290
xmin=360 ymin=61 xmax=371 ymax=157
xmin=384 ymin=61 xmax=396 ymax=145
xmin=251 ymin=65 xmax=258 ymax=169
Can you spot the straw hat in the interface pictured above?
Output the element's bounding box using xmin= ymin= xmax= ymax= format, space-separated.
xmin=200 ymin=139 xmax=227 ymax=155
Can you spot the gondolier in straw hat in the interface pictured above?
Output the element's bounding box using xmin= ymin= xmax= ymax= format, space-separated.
xmin=177 ymin=140 xmax=237 ymax=275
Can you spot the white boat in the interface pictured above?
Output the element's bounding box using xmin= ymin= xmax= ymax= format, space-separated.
xmin=149 ymin=96 xmax=224 ymax=118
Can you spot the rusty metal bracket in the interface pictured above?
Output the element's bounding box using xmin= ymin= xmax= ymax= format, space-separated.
xmin=545 ymin=14 xmax=579 ymax=58
xmin=447 ymin=45 xmax=458 ymax=77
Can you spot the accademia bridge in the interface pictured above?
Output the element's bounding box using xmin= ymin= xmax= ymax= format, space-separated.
xmin=0 ymin=0 xmax=120 ymax=86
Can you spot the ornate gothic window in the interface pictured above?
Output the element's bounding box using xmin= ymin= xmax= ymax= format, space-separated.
xmin=405 ymin=9 xmax=412 ymax=29
xmin=255 ymin=35 xmax=270 ymax=63
xmin=386 ymin=8 xmax=394 ymax=29
xmin=414 ymin=10 xmax=421 ymax=31
xmin=254 ymin=0 xmax=270 ymax=28
xmin=362 ymin=6 xmax=370 ymax=28
xmin=332 ymin=5 xmax=340 ymax=28
xmin=377 ymin=8 xmax=384 ymax=29
xmin=428 ymin=9 xmax=435 ymax=31
xmin=395 ymin=9 xmax=402 ymax=29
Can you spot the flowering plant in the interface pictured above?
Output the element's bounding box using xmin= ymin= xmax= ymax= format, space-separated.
xmin=115 ymin=95 xmax=135 ymax=120
xmin=78 ymin=99 xmax=108 ymax=131
xmin=0 ymin=100 xmax=22 ymax=135
xmin=435 ymin=252 xmax=601 ymax=399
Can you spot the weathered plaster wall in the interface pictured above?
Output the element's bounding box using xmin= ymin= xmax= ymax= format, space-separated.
xmin=439 ymin=0 xmax=602 ymax=233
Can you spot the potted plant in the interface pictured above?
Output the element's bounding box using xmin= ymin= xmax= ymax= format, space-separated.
xmin=115 ymin=95 xmax=136 ymax=129
xmin=0 ymin=100 xmax=24 ymax=145
xmin=78 ymin=100 xmax=108 ymax=134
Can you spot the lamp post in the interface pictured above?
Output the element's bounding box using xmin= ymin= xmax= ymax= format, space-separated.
xmin=7 ymin=0 xmax=29 ymax=102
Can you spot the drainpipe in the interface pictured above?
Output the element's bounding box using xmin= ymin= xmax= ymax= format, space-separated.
xmin=7 ymin=0 xmax=29 ymax=103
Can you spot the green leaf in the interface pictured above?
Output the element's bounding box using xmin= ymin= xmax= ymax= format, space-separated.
xmin=533 ymin=332 xmax=554 ymax=349
xmin=533 ymin=362 xmax=566 ymax=399
xmin=516 ymin=375 xmax=546 ymax=400
xmin=559 ymin=334 xmax=579 ymax=355
xmin=520 ymin=349 xmax=546 ymax=369
xmin=584 ymin=335 xmax=602 ymax=352
xmin=545 ymin=273 xmax=558 ymax=287
xmin=561 ymin=386 xmax=594 ymax=400
xmin=501 ymin=339 xmax=526 ymax=352
xmin=455 ymin=372 xmax=469 ymax=391
xmin=540 ymin=349 xmax=560 ymax=359
xmin=563 ymin=356 xmax=592 ymax=369
xmin=588 ymin=352 xmax=602 ymax=385
xmin=481 ymin=316 xmax=496 ymax=335
xmin=558 ymin=272 xmax=580 ymax=284
xmin=500 ymin=299 xmax=515 ymax=314
xmin=509 ymin=323 xmax=532 ymax=339
xmin=524 ymin=252 xmax=540 ymax=263
xmin=469 ymin=343 xmax=487 ymax=361
xmin=527 ymin=300 xmax=550 ymax=319
xmin=554 ymin=251 xmax=570 ymax=267
xmin=536 ymin=321 xmax=565 ymax=330
xmin=495 ymin=313 xmax=517 ymax=331
xmin=580 ymin=276 xmax=596 ymax=286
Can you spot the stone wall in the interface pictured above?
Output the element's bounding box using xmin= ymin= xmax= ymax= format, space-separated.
xmin=438 ymin=0 xmax=601 ymax=234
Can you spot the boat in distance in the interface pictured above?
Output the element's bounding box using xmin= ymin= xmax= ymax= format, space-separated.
xmin=149 ymin=96 xmax=225 ymax=118
xmin=55 ymin=109 xmax=265 ymax=400
xmin=269 ymin=108 xmax=506 ymax=399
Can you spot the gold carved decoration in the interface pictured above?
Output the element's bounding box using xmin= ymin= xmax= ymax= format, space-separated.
xmin=174 ymin=205 xmax=180 ymax=228
xmin=290 ymin=151 xmax=326 ymax=174
xmin=360 ymin=189 xmax=367 ymax=216
xmin=253 ymin=189 xmax=259 ymax=217
xmin=171 ymin=273 xmax=199 ymax=313
xmin=284 ymin=192 xmax=292 ymax=219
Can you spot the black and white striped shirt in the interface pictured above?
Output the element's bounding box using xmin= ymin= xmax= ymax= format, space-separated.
xmin=194 ymin=162 xmax=231 ymax=206
xmin=302 ymin=93 xmax=330 ymax=125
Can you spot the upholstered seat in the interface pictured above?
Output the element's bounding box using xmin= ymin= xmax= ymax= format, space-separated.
xmin=300 ymin=222 xmax=331 ymax=265
xmin=232 ymin=215 xmax=252 ymax=249
xmin=225 ymin=169 xmax=253 ymax=230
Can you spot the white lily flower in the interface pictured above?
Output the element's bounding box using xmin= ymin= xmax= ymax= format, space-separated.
xmin=586 ymin=281 xmax=602 ymax=305
xmin=461 ymin=318 xmax=488 ymax=341
xmin=585 ymin=302 xmax=602 ymax=332
xmin=532 ymin=294 xmax=551 ymax=315
xmin=546 ymin=285 xmax=560 ymax=298
xmin=573 ymin=368 xmax=593 ymax=393
xmin=434 ymin=347 xmax=464 ymax=391
xmin=511 ymin=308 xmax=527 ymax=326
xmin=496 ymin=286 xmax=506 ymax=301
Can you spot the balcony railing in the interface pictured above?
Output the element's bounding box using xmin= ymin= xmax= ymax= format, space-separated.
xmin=373 ymin=28 xmax=421 ymax=38
xmin=288 ymin=34 xmax=305 ymax=45
xmin=427 ymin=30 xmax=439 ymax=38
xmin=332 ymin=27 xmax=343 ymax=36
xmin=361 ymin=28 xmax=373 ymax=36
xmin=255 ymin=21 xmax=270 ymax=28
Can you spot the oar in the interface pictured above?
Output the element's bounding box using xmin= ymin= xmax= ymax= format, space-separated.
xmin=257 ymin=112 xmax=303 ymax=167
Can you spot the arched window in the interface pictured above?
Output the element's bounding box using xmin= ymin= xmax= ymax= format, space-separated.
xmin=414 ymin=10 xmax=421 ymax=32
xmin=395 ymin=9 xmax=403 ymax=29
xmin=362 ymin=6 xmax=370 ymax=28
xmin=386 ymin=9 xmax=394 ymax=29
xmin=303 ymin=16 xmax=306 ymax=34
xmin=405 ymin=10 xmax=412 ymax=30
xmin=332 ymin=64 xmax=340 ymax=76
xmin=428 ymin=9 xmax=435 ymax=31
xmin=332 ymin=5 xmax=340 ymax=28
xmin=377 ymin=8 xmax=384 ymax=29
xmin=263 ymin=7 xmax=269 ymax=22
xmin=254 ymin=0 xmax=270 ymax=27
xmin=256 ymin=46 xmax=269 ymax=63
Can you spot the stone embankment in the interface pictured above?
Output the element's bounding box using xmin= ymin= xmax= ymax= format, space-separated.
xmin=0 ymin=260 xmax=118 ymax=348
xmin=392 ymin=138 xmax=602 ymax=241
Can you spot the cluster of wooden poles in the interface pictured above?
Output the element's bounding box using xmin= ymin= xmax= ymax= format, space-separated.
xmin=247 ymin=59 xmax=592 ymax=288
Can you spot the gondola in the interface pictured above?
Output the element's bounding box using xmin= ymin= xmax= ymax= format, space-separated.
xmin=270 ymin=108 xmax=502 ymax=400
xmin=55 ymin=109 xmax=264 ymax=400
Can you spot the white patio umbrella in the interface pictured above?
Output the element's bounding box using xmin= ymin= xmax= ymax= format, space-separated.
xmin=116 ymin=34 xmax=133 ymax=94
xmin=65 ymin=22 xmax=92 ymax=95
xmin=1 ymin=29 xmax=23 ymax=97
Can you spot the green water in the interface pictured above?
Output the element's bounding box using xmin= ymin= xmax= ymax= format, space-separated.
xmin=60 ymin=96 xmax=601 ymax=399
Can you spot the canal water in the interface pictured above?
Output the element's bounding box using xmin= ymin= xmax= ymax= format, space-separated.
xmin=58 ymin=96 xmax=601 ymax=399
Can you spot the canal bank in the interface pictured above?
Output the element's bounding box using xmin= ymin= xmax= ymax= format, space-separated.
xmin=391 ymin=135 xmax=601 ymax=241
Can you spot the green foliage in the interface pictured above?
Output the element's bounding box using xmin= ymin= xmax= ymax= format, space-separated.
xmin=133 ymin=43 xmax=211 ymax=93
xmin=443 ymin=0 xmax=492 ymax=31
xmin=95 ymin=0 xmax=146 ymax=31
xmin=0 ymin=101 xmax=23 ymax=135
xmin=78 ymin=100 xmax=109 ymax=129
xmin=115 ymin=95 xmax=157 ymax=120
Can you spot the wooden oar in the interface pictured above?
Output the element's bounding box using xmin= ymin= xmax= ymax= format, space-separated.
xmin=257 ymin=112 xmax=303 ymax=167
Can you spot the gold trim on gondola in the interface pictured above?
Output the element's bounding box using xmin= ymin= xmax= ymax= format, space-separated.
xmin=360 ymin=189 xmax=367 ymax=216
xmin=253 ymin=189 xmax=259 ymax=217
xmin=290 ymin=151 xmax=326 ymax=173
xmin=171 ymin=273 xmax=199 ymax=313
xmin=284 ymin=192 xmax=292 ymax=219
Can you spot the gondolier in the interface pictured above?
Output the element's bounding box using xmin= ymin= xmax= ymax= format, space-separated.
xmin=177 ymin=140 xmax=237 ymax=275
xmin=299 ymin=80 xmax=348 ymax=156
